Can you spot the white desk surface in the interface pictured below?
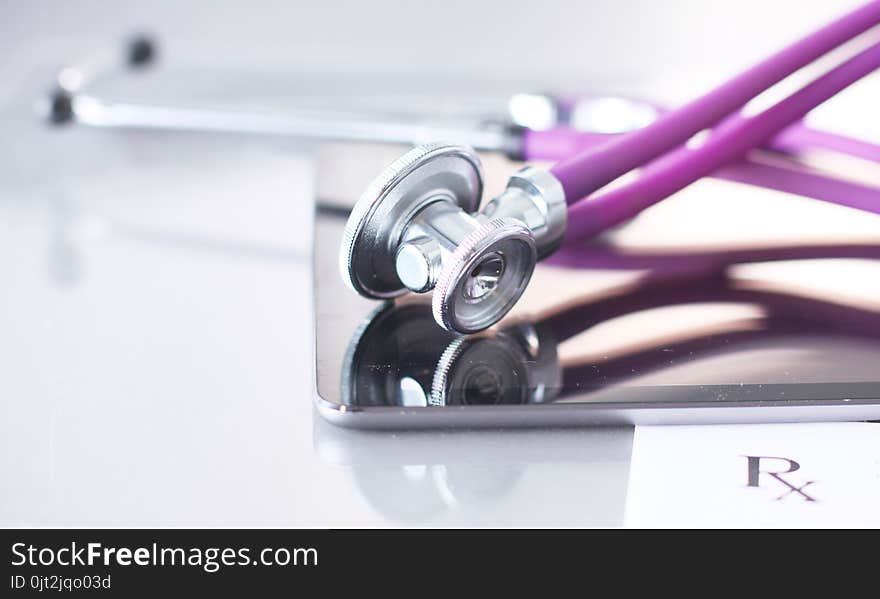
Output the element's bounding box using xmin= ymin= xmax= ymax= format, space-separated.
xmin=3 ymin=0 xmax=877 ymax=527
xmin=0 ymin=66 xmax=638 ymax=526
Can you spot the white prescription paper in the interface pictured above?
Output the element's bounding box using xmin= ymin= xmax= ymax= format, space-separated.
xmin=625 ymin=423 xmax=880 ymax=527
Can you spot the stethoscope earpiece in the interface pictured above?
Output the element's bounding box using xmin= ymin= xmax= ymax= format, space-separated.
xmin=340 ymin=142 xmax=566 ymax=333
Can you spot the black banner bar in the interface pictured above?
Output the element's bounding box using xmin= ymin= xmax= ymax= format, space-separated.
xmin=0 ymin=528 xmax=871 ymax=595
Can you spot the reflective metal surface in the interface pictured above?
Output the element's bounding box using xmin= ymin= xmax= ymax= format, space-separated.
xmin=317 ymin=144 xmax=880 ymax=428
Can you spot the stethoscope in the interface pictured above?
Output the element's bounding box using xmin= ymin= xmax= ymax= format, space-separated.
xmin=339 ymin=1 xmax=880 ymax=334
xmin=343 ymin=240 xmax=880 ymax=409
xmin=47 ymin=34 xmax=880 ymax=213
xmin=44 ymin=11 xmax=880 ymax=335
xmin=44 ymin=35 xmax=660 ymax=153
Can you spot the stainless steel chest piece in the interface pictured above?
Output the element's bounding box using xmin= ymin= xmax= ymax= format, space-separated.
xmin=339 ymin=142 xmax=566 ymax=334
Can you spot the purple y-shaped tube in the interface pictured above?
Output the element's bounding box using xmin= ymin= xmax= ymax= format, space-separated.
xmin=565 ymin=38 xmax=880 ymax=241
xmin=524 ymin=119 xmax=880 ymax=164
xmin=525 ymin=126 xmax=880 ymax=219
xmin=770 ymin=124 xmax=880 ymax=162
xmin=549 ymin=0 xmax=880 ymax=204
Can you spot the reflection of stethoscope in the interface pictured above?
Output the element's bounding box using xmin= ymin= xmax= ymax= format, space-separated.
xmin=340 ymin=2 xmax=880 ymax=333
xmin=342 ymin=241 xmax=880 ymax=409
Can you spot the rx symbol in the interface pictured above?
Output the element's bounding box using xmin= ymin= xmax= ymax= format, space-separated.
xmin=742 ymin=455 xmax=817 ymax=502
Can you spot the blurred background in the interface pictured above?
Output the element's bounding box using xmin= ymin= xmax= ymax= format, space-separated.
xmin=1 ymin=0 xmax=875 ymax=527
xmin=3 ymin=0 xmax=867 ymax=89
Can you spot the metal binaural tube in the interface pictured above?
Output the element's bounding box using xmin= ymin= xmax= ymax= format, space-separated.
xmin=70 ymin=95 xmax=522 ymax=155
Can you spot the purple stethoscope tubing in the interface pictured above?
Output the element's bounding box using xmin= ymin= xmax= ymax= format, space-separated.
xmin=565 ymin=35 xmax=880 ymax=241
xmin=525 ymin=122 xmax=880 ymax=227
xmin=522 ymin=115 xmax=880 ymax=162
xmin=549 ymin=0 xmax=880 ymax=204
xmin=765 ymin=123 xmax=880 ymax=163
xmin=523 ymin=121 xmax=880 ymax=164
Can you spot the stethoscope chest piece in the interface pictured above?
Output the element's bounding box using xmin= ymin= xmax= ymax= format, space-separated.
xmin=339 ymin=142 xmax=484 ymax=299
xmin=431 ymin=216 xmax=535 ymax=333
xmin=339 ymin=142 xmax=542 ymax=333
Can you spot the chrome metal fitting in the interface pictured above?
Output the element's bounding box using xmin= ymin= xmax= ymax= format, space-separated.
xmin=395 ymin=200 xmax=486 ymax=294
xmin=339 ymin=142 xmax=485 ymax=300
xmin=431 ymin=217 xmax=536 ymax=334
xmin=481 ymin=165 xmax=567 ymax=258
xmin=340 ymin=142 xmax=566 ymax=334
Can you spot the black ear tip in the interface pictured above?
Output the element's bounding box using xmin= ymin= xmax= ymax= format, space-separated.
xmin=46 ymin=87 xmax=74 ymax=125
xmin=126 ymin=34 xmax=157 ymax=68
